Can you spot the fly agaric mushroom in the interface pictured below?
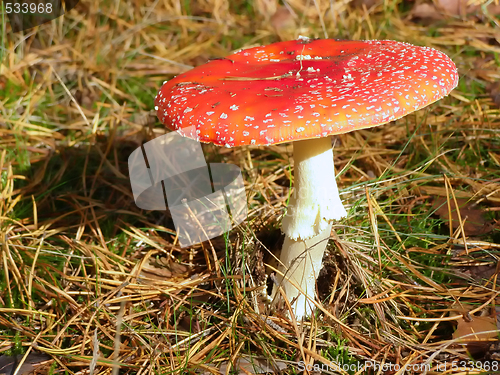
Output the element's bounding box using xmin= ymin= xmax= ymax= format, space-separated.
xmin=154 ymin=38 xmax=459 ymax=319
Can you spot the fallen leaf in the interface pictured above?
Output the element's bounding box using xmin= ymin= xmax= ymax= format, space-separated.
xmin=352 ymin=0 xmax=381 ymax=9
xmin=487 ymin=82 xmax=500 ymax=108
xmin=454 ymin=315 xmax=498 ymax=342
xmin=453 ymin=314 xmax=499 ymax=358
xmin=0 ymin=352 xmax=51 ymax=375
xmin=436 ymin=0 xmax=468 ymax=17
xmin=178 ymin=313 xmax=201 ymax=333
xmin=411 ymin=0 xmax=500 ymax=20
xmin=270 ymin=6 xmax=296 ymax=41
xmin=432 ymin=197 xmax=493 ymax=236
xmin=463 ymin=263 xmax=499 ymax=283
xmin=73 ymin=86 xmax=98 ymax=109
xmin=411 ymin=2 xmax=446 ymax=19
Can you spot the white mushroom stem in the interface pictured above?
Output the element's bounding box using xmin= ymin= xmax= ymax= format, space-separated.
xmin=272 ymin=136 xmax=347 ymax=319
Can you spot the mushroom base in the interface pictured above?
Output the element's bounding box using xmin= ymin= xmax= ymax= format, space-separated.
xmin=272 ymin=223 xmax=333 ymax=319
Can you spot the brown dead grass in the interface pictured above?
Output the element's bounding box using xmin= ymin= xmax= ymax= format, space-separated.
xmin=1 ymin=0 xmax=500 ymax=374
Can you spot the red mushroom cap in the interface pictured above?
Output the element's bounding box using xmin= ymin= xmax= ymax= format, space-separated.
xmin=155 ymin=39 xmax=458 ymax=147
